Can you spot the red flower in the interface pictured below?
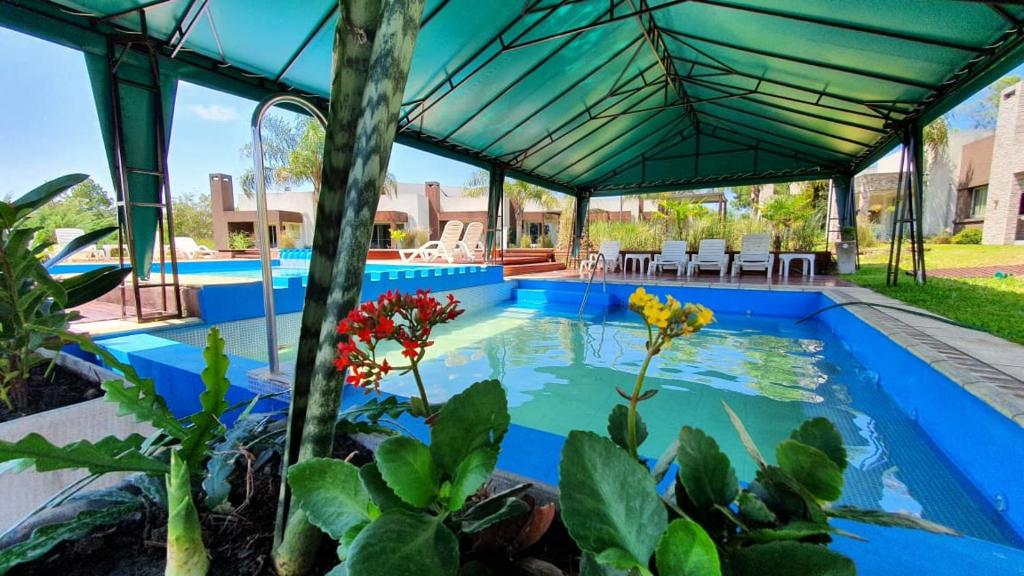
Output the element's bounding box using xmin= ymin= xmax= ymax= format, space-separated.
xmin=401 ymin=338 xmax=420 ymax=359
xmin=379 ymin=358 xmax=391 ymax=375
xmin=375 ymin=316 xmax=395 ymax=338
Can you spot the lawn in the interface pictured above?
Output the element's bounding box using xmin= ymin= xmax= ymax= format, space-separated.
xmin=841 ymin=244 xmax=1024 ymax=345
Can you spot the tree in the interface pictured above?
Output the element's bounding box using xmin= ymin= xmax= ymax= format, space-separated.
xmin=24 ymin=178 xmax=117 ymax=247
xmin=239 ymin=114 xmax=302 ymax=198
xmin=657 ymin=198 xmax=709 ymax=239
xmin=731 ymin=185 xmax=762 ymax=214
xmin=967 ymin=74 xmax=1021 ymax=130
xmin=172 ymin=192 xmax=214 ymax=245
xmin=463 ymin=169 xmax=558 ymax=243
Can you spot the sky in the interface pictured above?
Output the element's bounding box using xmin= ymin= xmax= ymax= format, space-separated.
xmin=1 ymin=26 xmax=1022 ymax=201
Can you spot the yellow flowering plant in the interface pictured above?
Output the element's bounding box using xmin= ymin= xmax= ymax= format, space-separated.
xmin=620 ymin=287 xmax=715 ymax=459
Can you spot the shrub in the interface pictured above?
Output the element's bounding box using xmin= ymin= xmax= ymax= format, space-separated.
xmin=400 ymin=228 xmax=429 ymax=249
xmin=930 ymin=233 xmax=952 ymax=245
xmin=228 ymin=230 xmax=254 ymax=250
xmin=857 ymin=219 xmax=878 ymax=248
xmin=952 ymin=228 xmax=982 ymax=244
xmin=588 ymin=220 xmax=665 ymax=251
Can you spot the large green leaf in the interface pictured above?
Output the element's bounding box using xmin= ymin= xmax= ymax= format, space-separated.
xmin=676 ymin=426 xmax=738 ymax=512
xmin=747 ymin=521 xmax=832 ymax=543
xmin=287 ymin=458 xmax=376 ymax=539
xmin=45 ymin=226 xmax=118 ymax=269
xmin=0 ymin=433 xmax=167 ymax=475
xmin=826 ymin=506 xmax=958 ymax=535
xmin=752 ymin=466 xmax=828 ymax=525
xmin=448 ymin=446 xmax=498 ymax=512
xmin=0 ymin=492 xmax=142 ymax=573
xmin=607 ymin=404 xmax=646 ymax=452
xmin=790 ymin=419 xmax=847 ymax=472
xmin=376 ymin=436 xmax=440 ymax=508
xmin=59 ymin=266 xmax=132 ymax=309
xmin=204 ymin=411 xmax=265 ymax=510
xmin=359 ymin=462 xmax=411 ymax=513
xmin=430 ymin=380 xmax=509 ymax=475
xmin=737 ymin=491 xmax=777 ymax=525
xmin=732 ymin=542 xmax=855 ymax=576
xmin=178 ymin=328 xmax=234 ymax=471
xmin=775 ymin=440 xmax=843 ymax=502
xmin=11 ymin=173 xmax=88 ymax=216
xmin=580 ymin=553 xmax=628 ymax=576
xmin=346 ymin=510 xmax=459 ymax=576
xmin=559 ymin=430 xmax=667 ymax=571
xmin=655 ymin=519 xmax=721 ymax=576
xmin=459 ymin=496 xmax=530 ymax=533
xmin=166 ymin=450 xmax=209 ymax=576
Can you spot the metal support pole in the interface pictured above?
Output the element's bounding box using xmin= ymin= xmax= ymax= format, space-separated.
xmin=485 ymin=164 xmax=505 ymax=264
xmin=571 ymin=190 xmax=591 ymax=263
xmin=251 ymin=94 xmax=327 ymax=374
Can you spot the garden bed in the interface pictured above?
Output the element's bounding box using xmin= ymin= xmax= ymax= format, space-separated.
xmin=0 ymin=362 xmax=101 ymax=423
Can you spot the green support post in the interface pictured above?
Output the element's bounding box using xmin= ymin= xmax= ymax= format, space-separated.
xmin=485 ymin=164 xmax=505 ymax=263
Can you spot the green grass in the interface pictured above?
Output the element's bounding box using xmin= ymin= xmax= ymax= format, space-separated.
xmin=858 ymin=244 xmax=1024 ymax=269
xmin=841 ymin=264 xmax=1024 ymax=345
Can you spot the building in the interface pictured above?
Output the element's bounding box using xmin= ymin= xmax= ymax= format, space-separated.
xmin=852 ymin=80 xmax=1024 ymax=244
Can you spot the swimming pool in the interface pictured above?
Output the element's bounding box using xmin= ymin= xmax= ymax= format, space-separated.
xmin=192 ymin=262 xmax=429 ymax=280
xmin=339 ymin=302 xmax=1021 ymax=548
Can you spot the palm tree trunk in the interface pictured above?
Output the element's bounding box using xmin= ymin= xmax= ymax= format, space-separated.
xmin=272 ymin=1 xmax=425 ymax=574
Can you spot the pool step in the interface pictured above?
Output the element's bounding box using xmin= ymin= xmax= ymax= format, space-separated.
xmin=512 ymin=288 xmax=617 ymax=313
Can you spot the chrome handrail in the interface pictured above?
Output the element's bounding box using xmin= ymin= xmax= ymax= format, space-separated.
xmin=251 ymin=94 xmax=327 ymax=374
xmin=578 ymin=252 xmax=607 ymax=318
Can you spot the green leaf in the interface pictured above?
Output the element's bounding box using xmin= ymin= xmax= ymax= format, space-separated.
xmin=376 ymin=436 xmax=440 ymax=508
xmin=430 ymin=380 xmax=509 ymax=475
xmin=11 ymin=173 xmax=88 ymax=215
xmin=288 ymin=458 xmax=376 ymax=539
xmin=460 ymin=496 xmax=530 ymax=533
xmin=0 ymin=433 xmax=167 ymax=475
xmin=338 ymin=521 xmax=370 ymax=562
xmin=676 ymin=426 xmax=738 ymax=512
xmin=775 ymin=440 xmax=843 ymax=502
xmin=199 ymin=327 xmax=230 ymax=417
xmin=722 ymin=402 xmax=766 ymax=467
xmin=790 ymin=418 xmax=847 ymax=472
xmin=737 ymin=491 xmax=777 ymax=525
xmin=747 ymin=520 xmax=832 ymax=543
xmin=346 ymin=510 xmax=459 ymax=576
xmin=559 ymin=430 xmax=667 ymax=570
xmin=60 ymin=266 xmax=132 ymax=309
xmin=607 ymin=404 xmax=646 ymax=451
xmin=203 ymin=412 xmax=265 ymax=510
xmin=732 ymin=542 xmax=855 ymax=576
xmin=359 ymin=462 xmax=411 ymax=513
xmin=45 ymin=226 xmax=118 ymax=269
xmin=656 ymin=518 xmax=721 ymax=576
xmin=752 ymin=466 xmax=828 ymax=525
xmin=166 ymin=450 xmax=209 ymax=576
xmin=580 ymin=553 xmax=628 ymax=576
xmin=448 ymin=446 xmax=498 ymax=511
xmin=826 ymin=506 xmax=958 ymax=535
xmin=0 ymin=495 xmax=142 ymax=573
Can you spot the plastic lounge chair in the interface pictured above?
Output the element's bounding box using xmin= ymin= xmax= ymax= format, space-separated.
xmin=455 ymin=221 xmax=485 ymax=261
xmin=579 ymin=241 xmax=621 ymax=278
xmin=686 ymin=239 xmax=729 ymax=277
xmin=174 ymin=237 xmax=217 ymax=259
xmin=54 ymin=228 xmax=101 ymax=260
xmin=647 ymin=240 xmax=688 ymax=277
xmin=731 ymin=233 xmax=774 ymax=278
xmin=400 ymin=220 xmax=464 ymax=263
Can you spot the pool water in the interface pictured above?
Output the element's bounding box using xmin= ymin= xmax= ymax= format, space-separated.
xmin=194 ymin=262 xmax=427 ymax=279
xmin=353 ymin=303 xmax=1022 ymax=548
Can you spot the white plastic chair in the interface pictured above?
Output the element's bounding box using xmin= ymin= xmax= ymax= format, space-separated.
xmin=455 ymin=221 xmax=485 ymax=261
xmin=174 ymin=237 xmax=217 ymax=259
xmin=647 ymin=240 xmax=689 ymax=277
xmin=54 ymin=228 xmax=101 ymax=260
xmin=687 ymin=239 xmax=729 ymax=277
xmin=400 ymin=220 xmax=464 ymax=263
xmin=731 ymin=233 xmax=774 ymax=278
xmin=579 ymin=241 xmax=621 ymax=278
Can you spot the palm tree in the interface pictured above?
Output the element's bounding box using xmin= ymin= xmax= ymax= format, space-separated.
xmin=463 ymin=169 xmax=558 ymax=245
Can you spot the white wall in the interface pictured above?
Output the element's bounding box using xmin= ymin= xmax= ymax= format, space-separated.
xmin=237 ymin=191 xmax=316 ymax=247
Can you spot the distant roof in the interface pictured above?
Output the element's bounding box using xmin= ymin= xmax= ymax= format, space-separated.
xmin=4 ymin=0 xmax=1023 ymax=197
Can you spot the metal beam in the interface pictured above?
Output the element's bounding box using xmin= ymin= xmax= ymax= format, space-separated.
xmin=697 ymin=116 xmax=855 ymax=163
xmin=551 ymin=108 xmax=682 ymax=179
xmin=698 ymin=100 xmax=875 ymax=148
xmin=578 ymin=122 xmax=696 ymax=184
xmin=628 ymin=0 xmax=702 ymax=130
xmin=504 ymin=0 xmax=691 ymax=50
xmin=661 ymin=27 xmax=937 ymax=90
xmin=169 ymin=0 xmax=209 ymax=58
xmin=275 ymin=3 xmax=337 ymax=82
xmin=100 ymin=0 xmax=177 ymax=22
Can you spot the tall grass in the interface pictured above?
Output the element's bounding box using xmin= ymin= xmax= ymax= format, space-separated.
xmin=587 ymin=213 xmax=826 ymax=252
xmin=587 ymin=220 xmax=666 ymax=250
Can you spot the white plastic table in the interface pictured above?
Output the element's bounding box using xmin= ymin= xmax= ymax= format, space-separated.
xmin=779 ymin=253 xmax=815 ymax=279
xmin=622 ymin=253 xmax=651 ymax=275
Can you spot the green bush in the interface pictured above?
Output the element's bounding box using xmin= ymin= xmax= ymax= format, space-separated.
xmin=930 ymin=233 xmax=952 ymax=245
xmin=857 ymin=219 xmax=878 ymax=248
xmin=228 ymin=230 xmax=254 ymax=250
xmin=588 ymin=220 xmax=665 ymax=251
xmin=952 ymin=228 xmax=982 ymax=244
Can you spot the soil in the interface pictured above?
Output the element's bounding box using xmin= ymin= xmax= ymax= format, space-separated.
xmin=0 ymin=363 xmax=103 ymax=423
xmin=10 ymin=435 xmax=579 ymax=576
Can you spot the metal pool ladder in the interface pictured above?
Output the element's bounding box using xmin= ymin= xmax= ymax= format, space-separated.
xmin=578 ymin=252 xmax=607 ymax=317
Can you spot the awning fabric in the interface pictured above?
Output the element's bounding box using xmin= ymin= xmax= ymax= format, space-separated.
xmin=3 ymin=0 xmax=1024 ymax=205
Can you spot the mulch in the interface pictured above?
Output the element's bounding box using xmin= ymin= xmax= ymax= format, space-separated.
xmin=928 ymin=264 xmax=1024 ymax=279
xmin=0 ymin=363 xmax=103 ymax=423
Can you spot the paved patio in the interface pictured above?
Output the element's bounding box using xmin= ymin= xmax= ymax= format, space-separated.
xmin=516 ymin=268 xmax=852 ymax=289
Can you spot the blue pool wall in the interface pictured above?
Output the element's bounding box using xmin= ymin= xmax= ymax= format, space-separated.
xmin=50 ymin=259 xmax=282 ymax=276
xmin=196 ymin=265 xmax=504 ymax=323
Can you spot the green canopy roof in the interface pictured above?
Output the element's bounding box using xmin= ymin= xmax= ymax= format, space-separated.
xmin=3 ymin=0 xmax=1024 ymax=197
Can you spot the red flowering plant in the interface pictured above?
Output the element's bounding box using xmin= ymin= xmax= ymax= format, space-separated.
xmin=334 ymin=288 xmax=464 ymax=419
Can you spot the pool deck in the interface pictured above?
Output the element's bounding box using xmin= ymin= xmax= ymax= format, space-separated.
xmin=514 ymin=269 xmax=1024 ymax=427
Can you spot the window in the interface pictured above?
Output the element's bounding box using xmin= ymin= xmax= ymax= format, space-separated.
xmin=369 ymin=224 xmax=391 ymax=249
xmin=970 ymin=186 xmax=988 ymax=218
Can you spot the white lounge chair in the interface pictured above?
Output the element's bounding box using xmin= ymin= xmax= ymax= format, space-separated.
xmin=174 ymin=237 xmax=217 ymax=259
xmin=54 ymin=228 xmax=101 ymax=260
xmin=647 ymin=240 xmax=689 ymax=277
xmin=731 ymin=233 xmax=774 ymax=278
xmin=400 ymin=220 xmax=464 ymax=263
xmin=687 ymin=239 xmax=729 ymax=277
xmin=579 ymin=241 xmax=621 ymax=278
xmin=455 ymin=221 xmax=485 ymax=261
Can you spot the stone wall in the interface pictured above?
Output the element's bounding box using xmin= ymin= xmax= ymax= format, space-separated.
xmin=982 ymin=81 xmax=1024 ymax=245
